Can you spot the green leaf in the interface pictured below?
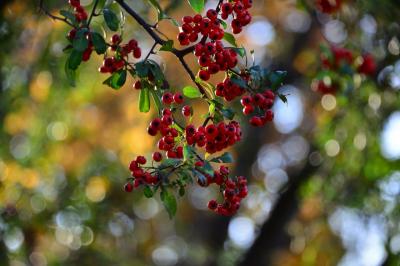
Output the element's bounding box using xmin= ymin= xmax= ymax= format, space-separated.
xmin=209 ymin=102 xmax=215 ymax=116
xmin=103 ymin=8 xmax=119 ymax=31
xmin=150 ymin=89 xmax=162 ymax=113
xmin=135 ymin=62 xmax=150 ymax=78
xmin=202 ymin=161 xmax=214 ymax=176
xmin=60 ymin=10 xmax=77 ymax=24
xmin=159 ymin=158 xmax=181 ymax=169
xmin=232 ymin=47 xmax=246 ymax=57
xmin=143 ymin=186 xmax=153 ymax=198
xmin=183 ymin=86 xmax=202 ymax=98
xmin=139 ymin=86 xmax=150 ymax=112
xmin=223 ymin=32 xmax=237 ymax=47
xmin=210 ymin=152 xmax=234 ymax=163
xmin=219 ymin=19 xmax=227 ymax=29
xmin=183 ymin=145 xmax=195 ymax=161
xmin=90 ymin=32 xmax=107 ymax=54
xmin=68 ymin=50 xmax=83 ymax=70
xmin=278 ymin=94 xmax=288 ymax=104
xmin=103 ymin=69 xmax=127 ymax=90
xmin=160 ymin=40 xmax=174 ymax=51
xmin=268 ymin=70 xmax=287 ymax=90
xmin=161 ymin=191 xmax=177 ymax=218
xmin=221 ymin=108 xmax=235 ymax=120
xmin=187 ymin=0 xmax=204 ymax=13
xmin=73 ymin=29 xmax=89 ymax=52
xmin=230 ymin=76 xmax=248 ymax=88
xmin=65 ymin=57 xmax=76 ymax=87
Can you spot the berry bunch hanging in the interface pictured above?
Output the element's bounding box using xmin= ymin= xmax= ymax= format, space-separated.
xmin=313 ymin=45 xmax=376 ymax=94
xmin=45 ymin=0 xmax=288 ymax=217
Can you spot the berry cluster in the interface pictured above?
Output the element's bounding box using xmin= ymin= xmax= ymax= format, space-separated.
xmin=215 ymin=77 xmax=246 ymax=101
xmin=195 ymin=41 xmax=238 ymax=81
xmin=221 ymin=0 xmax=253 ymax=34
xmin=125 ymin=155 xmax=160 ymax=192
xmin=141 ymin=92 xmax=192 ymax=160
xmin=177 ymin=0 xmax=253 ymax=46
xmin=316 ymin=0 xmax=342 ymax=14
xmin=206 ymin=167 xmax=248 ymax=216
xmin=240 ymin=90 xmax=275 ymax=127
xmin=185 ymin=121 xmax=242 ymax=154
xmin=178 ymin=13 xmax=224 ymax=46
xmin=68 ymin=0 xmax=88 ymax=22
xmin=315 ymin=45 xmax=376 ymax=94
xmin=99 ymin=34 xmax=141 ymax=73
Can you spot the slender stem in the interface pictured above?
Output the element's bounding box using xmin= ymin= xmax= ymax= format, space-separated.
xmin=177 ymin=56 xmax=207 ymax=96
xmin=144 ymin=42 xmax=158 ymax=61
xmin=88 ymin=0 xmax=100 ymax=25
xmin=39 ymin=0 xmax=75 ymax=27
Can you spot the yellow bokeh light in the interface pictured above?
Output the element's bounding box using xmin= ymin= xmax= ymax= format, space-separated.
xmin=85 ymin=176 xmax=108 ymax=202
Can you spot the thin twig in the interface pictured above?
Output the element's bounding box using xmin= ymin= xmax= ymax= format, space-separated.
xmin=144 ymin=42 xmax=158 ymax=61
xmin=39 ymin=0 xmax=75 ymax=27
xmin=88 ymin=0 xmax=100 ymax=25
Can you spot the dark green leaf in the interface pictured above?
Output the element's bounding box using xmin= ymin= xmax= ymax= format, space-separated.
xmin=135 ymin=62 xmax=150 ymax=78
xmin=223 ymin=32 xmax=237 ymax=47
xmin=202 ymin=161 xmax=214 ymax=176
xmin=183 ymin=86 xmax=202 ymax=98
xmin=103 ymin=8 xmax=119 ymax=31
xmin=73 ymin=29 xmax=89 ymax=52
xmin=91 ymin=32 xmax=107 ymax=54
xmin=268 ymin=70 xmax=287 ymax=90
xmin=221 ymin=108 xmax=235 ymax=120
xmin=161 ymin=191 xmax=177 ymax=218
xmin=278 ymin=94 xmax=288 ymax=104
xmin=230 ymin=76 xmax=248 ymax=88
xmin=143 ymin=186 xmax=153 ymax=198
xmin=103 ymin=69 xmax=127 ymax=90
xmin=160 ymin=40 xmax=174 ymax=51
xmin=210 ymin=152 xmax=234 ymax=163
xmin=139 ymin=86 xmax=150 ymax=112
xmin=65 ymin=58 xmax=76 ymax=87
xmin=187 ymin=0 xmax=204 ymax=13
xmin=68 ymin=50 xmax=83 ymax=70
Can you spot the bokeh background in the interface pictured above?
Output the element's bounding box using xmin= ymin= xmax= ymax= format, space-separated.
xmin=1 ymin=0 xmax=400 ymax=265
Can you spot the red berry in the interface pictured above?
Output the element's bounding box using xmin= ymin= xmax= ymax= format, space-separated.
xmin=111 ymin=34 xmax=121 ymax=44
xmin=124 ymin=183 xmax=133 ymax=192
xmin=243 ymin=105 xmax=254 ymax=115
xmin=133 ymin=47 xmax=141 ymax=58
xmin=199 ymin=70 xmax=210 ymax=81
xmin=162 ymin=92 xmax=174 ymax=105
xmin=182 ymin=105 xmax=191 ymax=117
xmin=173 ymin=93 xmax=184 ymax=104
xmin=152 ymin=152 xmax=162 ymax=162
xmin=136 ymin=156 xmax=147 ymax=165
xmin=249 ymin=116 xmax=263 ymax=127
xmin=133 ymin=80 xmax=142 ymax=90
xmin=208 ymin=200 xmax=218 ymax=210
xmin=68 ymin=0 xmax=80 ymax=8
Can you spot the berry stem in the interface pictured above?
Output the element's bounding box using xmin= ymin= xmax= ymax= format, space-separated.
xmin=88 ymin=0 xmax=100 ymax=25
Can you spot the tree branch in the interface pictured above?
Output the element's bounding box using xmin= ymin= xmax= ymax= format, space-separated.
xmin=115 ymin=0 xmax=207 ymax=96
